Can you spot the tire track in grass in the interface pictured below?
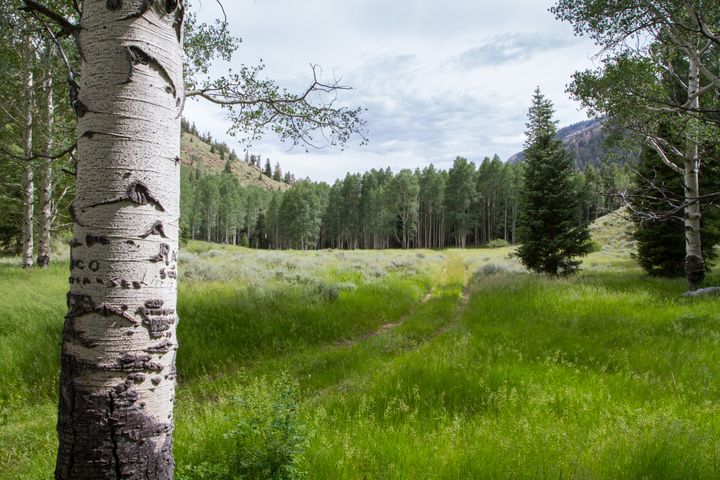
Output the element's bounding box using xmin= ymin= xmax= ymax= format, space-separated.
xmin=332 ymin=274 xmax=442 ymax=348
xmin=180 ymin=252 xmax=472 ymax=403
xmin=332 ymin=254 xmax=461 ymax=349
xmin=293 ymin=253 xmax=471 ymax=397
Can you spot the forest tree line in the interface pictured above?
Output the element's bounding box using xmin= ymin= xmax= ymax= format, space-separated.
xmin=180 ymin=154 xmax=632 ymax=250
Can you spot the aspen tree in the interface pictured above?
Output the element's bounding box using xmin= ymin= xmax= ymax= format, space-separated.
xmin=55 ymin=1 xmax=184 ymax=477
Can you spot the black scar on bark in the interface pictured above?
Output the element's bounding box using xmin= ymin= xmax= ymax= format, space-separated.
xmin=80 ymin=130 xmax=131 ymax=141
xmin=62 ymin=306 xmax=100 ymax=349
xmin=67 ymin=76 xmax=89 ymax=118
xmin=106 ymin=0 xmax=122 ymax=10
xmin=136 ymin=302 xmax=176 ymax=338
xmin=55 ymin=359 xmax=174 ymax=479
xmin=159 ymin=267 xmax=177 ymax=280
xmin=86 ymin=234 xmax=111 ymax=247
xmin=118 ymin=0 xmax=150 ymax=20
xmin=172 ymin=2 xmax=184 ymax=42
xmin=127 ymin=373 xmax=145 ymax=383
xmin=66 ymin=293 xmax=95 ymax=318
xmin=85 ymin=181 xmax=165 ymax=212
xmin=145 ymin=299 xmax=165 ymax=309
xmin=69 ymin=238 xmax=84 ymax=247
xmin=686 ymin=255 xmax=705 ymax=286
xmin=124 ymin=46 xmax=177 ymax=98
xmin=146 ymin=339 xmax=175 ymax=354
xmin=119 ymin=353 xmax=163 ymax=372
xmin=37 ymin=255 xmax=50 ymax=267
xmin=69 ymin=204 xmax=88 ymax=227
xmin=165 ymin=0 xmax=178 ymax=14
xmin=175 ymin=93 xmax=186 ymax=118
xmin=73 ymin=99 xmax=88 ymax=118
xmin=150 ymin=243 xmax=171 ymax=265
xmin=66 ymin=293 xmax=136 ymax=324
xmin=140 ymin=221 xmax=168 ymax=239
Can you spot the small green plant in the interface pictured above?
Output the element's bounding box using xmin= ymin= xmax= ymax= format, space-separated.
xmin=587 ymin=239 xmax=603 ymax=253
xmin=485 ymin=239 xmax=510 ymax=248
xmin=175 ymin=462 xmax=228 ymax=480
xmin=225 ymin=373 xmax=308 ymax=480
xmin=481 ymin=263 xmax=507 ymax=275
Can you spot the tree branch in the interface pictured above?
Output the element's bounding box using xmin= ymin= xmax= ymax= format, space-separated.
xmin=1 ymin=143 xmax=76 ymax=163
xmin=646 ymin=137 xmax=684 ymax=175
xmin=20 ymin=0 xmax=77 ymax=37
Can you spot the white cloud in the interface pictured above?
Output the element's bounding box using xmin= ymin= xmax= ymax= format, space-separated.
xmin=185 ymin=0 xmax=600 ymax=181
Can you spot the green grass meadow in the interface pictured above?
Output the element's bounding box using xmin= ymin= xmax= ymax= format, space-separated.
xmin=1 ymin=242 xmax=719 ymax=479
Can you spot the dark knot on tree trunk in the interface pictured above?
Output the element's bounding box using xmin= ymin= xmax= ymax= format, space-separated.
xmin=685 ymin=254 xmax=705 ymax=287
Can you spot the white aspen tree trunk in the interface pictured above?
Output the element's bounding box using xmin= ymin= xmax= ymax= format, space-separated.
xmin=503 ymin=198 xmax=508 ymax=241
xmin=56 ymin=1 xmax=184 ymax=478
xmin=512 ymin=198 xmax=517 ymax=244
xmin=37 ymin=55 xmax=54 ymax=268
xmin=22 ymin=31 xmax=35 ymax=270
xmin=683 ymin=52 xmax=704 ymax=286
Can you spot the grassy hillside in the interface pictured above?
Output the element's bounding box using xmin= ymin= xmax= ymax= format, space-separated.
xmin=180 ymin=132 xmax=289 ymax=191
xmin=589 ymin=207 xmax=636 ymax=254
xmin=3 ymin=242 xmax=720 ymax=478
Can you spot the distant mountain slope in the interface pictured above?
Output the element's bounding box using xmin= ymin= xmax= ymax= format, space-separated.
xmin=180 ymin=132 xmax=289 ymax=191
xmin=507 ymin=119 xmax=639 ymax=170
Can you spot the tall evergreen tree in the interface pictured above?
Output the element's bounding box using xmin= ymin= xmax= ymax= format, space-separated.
xmin=517 ymin=89 xmax=591 ymax=275
xmin=273 ymin=161 xmax=282 ymax=182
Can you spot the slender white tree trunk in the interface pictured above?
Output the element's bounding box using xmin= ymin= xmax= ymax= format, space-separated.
xmin=684 ymin=53 xmax=704 ymax=286
xmin=22 ymin=31 xmax=34 ymax=269
xmin=56 ymin=2 xmax=184 ymax=478
xmin=37 ymin=55 xmax=54 ymax=268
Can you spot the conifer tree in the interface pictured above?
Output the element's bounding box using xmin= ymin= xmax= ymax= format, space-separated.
xmin=517 ymin=88 xmax=591 ymax=275
xmin=273 ymin=161 xmax=282 ymax=182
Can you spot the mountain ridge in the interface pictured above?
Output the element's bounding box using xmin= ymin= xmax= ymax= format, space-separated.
xmin=507 ymin=118 xmax=638 ymax=170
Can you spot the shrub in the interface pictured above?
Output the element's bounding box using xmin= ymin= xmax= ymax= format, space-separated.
xmin=315 ymin=281 xmax=340 ymax=302
xmin=485 ymin=239 xmax=510 ymax=248
xmin=481 ymin=263 xmax=507 ymax=275
xmin=587 ymin=239 xmax=603 ymax=253
xmin=224 ymin=374 xmax=308 ymax=480
xmin=175 ymin=462 xmax=228 ymax=480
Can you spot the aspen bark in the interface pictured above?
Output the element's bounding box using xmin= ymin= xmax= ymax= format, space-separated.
xmin=56 ymin=1 xmax=185 ymax=478
xmin=22 ymin=31 xmax=34 ymax=270
xmin=683 ymin=53 xmax=704 ymax=286
xmin=37 ymin=60 xmax=54 ymax=268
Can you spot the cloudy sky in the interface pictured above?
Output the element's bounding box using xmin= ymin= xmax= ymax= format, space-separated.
xmin=184 ymin=0 xmax=600 ymax=182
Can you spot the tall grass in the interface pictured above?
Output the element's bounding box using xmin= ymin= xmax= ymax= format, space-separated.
xmin=1 ymin=245 xmax=719 ymax=478
xmin=301 ymin=267 xmax=720 ymax=479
